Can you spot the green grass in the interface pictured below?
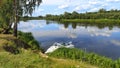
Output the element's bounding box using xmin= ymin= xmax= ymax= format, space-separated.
xmin=0 ymin=34 xmax=16 ymax=52
xmin=0 ymin=49 xmax=97 ymax=68
xmin=48 ymin=48 xmax=120 ymax=68
xmin=0 ymin=34 xmax=97 ymax=68
xmin=60 ymin=19 xmax=120 ymax=25
xmin=0 ymin=49 xmax=53 ymax=68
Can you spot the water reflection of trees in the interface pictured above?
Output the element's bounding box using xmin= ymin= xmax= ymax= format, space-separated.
xmin=46 ymin=20 xmax=120 ymax=30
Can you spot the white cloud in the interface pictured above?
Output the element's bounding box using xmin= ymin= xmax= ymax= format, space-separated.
xmin=89 ymin=8 xmax=99 ymax=12
xmin=74 ymin=4 xmax=92 ymax=11
xmin=89 ymin=1 xmax=98 ymax=5
xmin=33 ymin=8 xmax=44 ymax=16
xmin=58 ymin=4 xmax=69 ymax=9
xmin=32 ymin=0 xmax=120 ymax=16
xmin=73 ymin=0 xmax=103 ymax=11
xmin=106 ymin=0 xmax=120 ymax=2
xmin=101 ymin=3 xmax=108 ymax=7
xmin=37 ymin=8 xmax=44 ymax=12
xmin=74 ymin=6 xmax=81 ymax=11
xmin=42 ymin=0 xmax=65 ymax=5
xmin=88 ymin=0 xmax=102 ymax=5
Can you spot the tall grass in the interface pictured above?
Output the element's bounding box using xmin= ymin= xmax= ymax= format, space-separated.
xmin=48 ymin=48 xmax=120 ymax=68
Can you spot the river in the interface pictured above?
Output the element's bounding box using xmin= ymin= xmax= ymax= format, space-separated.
xmin=18 ymin=20 xmax=120 ymax=60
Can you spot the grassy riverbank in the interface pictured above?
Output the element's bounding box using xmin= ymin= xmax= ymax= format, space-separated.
xmin=0 ymin=33 xmax=97 ymax=68
xmin=61 ymin=19 xmax=120 ymax=25
xmin=48 ymin=48 xmax=120 ymax=68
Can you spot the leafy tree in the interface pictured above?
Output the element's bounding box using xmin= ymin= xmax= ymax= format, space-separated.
xmin=64 ymin=12 xmax=72 ymax=19
xmin=13 ymin=0 xmax=42 ymax=37
xmin=0 ymin=0 xmax=42 ymax=36
xmin=98 ymin=8 xmax=106 ymax=13
xmin=45 ymin=8 xmax=120 ymax=20
xmin=71 ymin=11 xmax=79 ymax=19
xmin=0 ymin=0 xmax=14 ymax=34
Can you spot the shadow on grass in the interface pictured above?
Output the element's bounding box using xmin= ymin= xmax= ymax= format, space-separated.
xmin=3 ymin=45 xmax=19 ymax=54
xmin=1 ymin=37 xmax=31 ymax=54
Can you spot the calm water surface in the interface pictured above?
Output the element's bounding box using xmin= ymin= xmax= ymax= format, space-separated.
xmin=19 ymin=20 xmax=120 ymax=59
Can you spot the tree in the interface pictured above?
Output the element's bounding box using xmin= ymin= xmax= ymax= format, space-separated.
xmin=98 ymin=8 xmax=106 ymax=13
xmin=0 ymin=0 xmax=14 ymax=34
xmin=71 ymin=11 xmax=79 ymax=19
xmin=0 ymin=0 xmax=42 ymax=36
xmin=13 ymin=0 xmax=42 ymax=37
xmin=64 ymin=12 xmax=72 ymax=19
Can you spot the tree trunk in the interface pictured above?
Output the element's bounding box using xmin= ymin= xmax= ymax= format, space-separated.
xmin=13 ymin=0 xmax=17 ymax=37
xmin=13 ymin=23 xmax=17 ymax=37
xmin=13 ymin=17 xmax=17 ymax=37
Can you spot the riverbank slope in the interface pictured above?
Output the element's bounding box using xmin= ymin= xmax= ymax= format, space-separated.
xmin=0 ymin=34 xmax=97 ymax=68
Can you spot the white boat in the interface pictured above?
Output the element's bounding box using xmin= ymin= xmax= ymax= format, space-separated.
xmin=45 ymin=42 xmax=74 ymax=53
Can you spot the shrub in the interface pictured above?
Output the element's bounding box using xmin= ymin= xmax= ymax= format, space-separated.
xmin=18 ymin=31 xmax=42 ymax=50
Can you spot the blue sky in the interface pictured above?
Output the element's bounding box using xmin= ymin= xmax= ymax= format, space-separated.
xmin=32 ymin=0 xmax=120 ymax=16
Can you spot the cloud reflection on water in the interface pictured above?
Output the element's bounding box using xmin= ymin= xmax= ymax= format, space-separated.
xmin=111 ymin=40 xmax=120 ymax=46
xmin=19 ymin=20 xmax=120 ymax=38
xmin=87 ymin=27 xmax=120 ymax=37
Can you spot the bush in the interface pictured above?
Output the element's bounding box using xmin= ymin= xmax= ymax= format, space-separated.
xmin=18 ymin=31 xmax=42 ymax=50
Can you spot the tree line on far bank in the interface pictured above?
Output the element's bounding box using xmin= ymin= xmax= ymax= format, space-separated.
xmin=45 ymin=8 xmax=120 ymax=21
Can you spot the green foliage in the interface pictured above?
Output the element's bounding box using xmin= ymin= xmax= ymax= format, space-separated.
xmin=0 ymin=50 xmax=53 ymax=68
xmin=98 ymin=8 xmax=106 ymax=13
xmin=49 ymin=48 xmax=120 ymax=68
xmin=61 ymin=19 xmax=120 ymax=26
xmin=20 ymin=16 xmax=44 ymax=21
xmin=0 ymin=0 xmax=42 ymax=36
xmin=0 ymin=0 xmax=13 ymax=29
xmin=45 ymin=9 xmax=120 ymax=20
xmin=18 ymin=31 xmax=41 ymax=50
xmin=16 ymin=0 xmax=42 ymax=16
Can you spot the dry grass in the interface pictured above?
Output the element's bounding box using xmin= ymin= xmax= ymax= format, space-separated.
xmin=50 ymin=57 xmax=98 ymax=68
xmin=0 ymin=34 xmax=15 ymax=52
xmin=40 ymin=51 xmax=98 ymax=68
xmin=0 ymin=34 xmax=15 ymax=39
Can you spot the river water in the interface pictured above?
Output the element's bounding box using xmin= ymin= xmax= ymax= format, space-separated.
xmin=18 ymin=20 xmax=120 ymax=59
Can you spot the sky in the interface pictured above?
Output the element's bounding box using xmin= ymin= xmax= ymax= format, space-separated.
xmin=32 ymin=0 xmax=120 ymax=16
